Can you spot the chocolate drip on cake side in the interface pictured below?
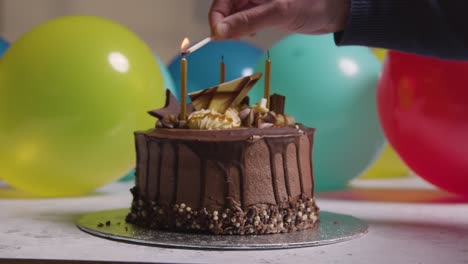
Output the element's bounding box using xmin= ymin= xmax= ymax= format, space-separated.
xmin=156 ymin=141 xmax=176 ymax=206
xmin=232 ymin=160 xmax=245 ymax=209
xmin=305 ymin=130 xmax=315 ymax=196
xmin=156 ymin=141 xmax=164 ymax=201
xmin=265 ymin=137 xmax=294 ymax=205
xmin=186 ymin=140 xmax=245 ymax=210
xmin=134 ymin=134 xmax=148 ymax=197
xmin=294 ymin=136 xmax=304 ymax=195
xmin=171 ymin=144 xmax=180 ymax=205
xmin=144 ymin=139 xmax=151 ymax=199
xmin=214 ymin=161 xmax=231 ymax=208
xmin=199 ymin=159 xmax=207 ymax=208
xmin=143 ymin=138 xmax=162 ymax=204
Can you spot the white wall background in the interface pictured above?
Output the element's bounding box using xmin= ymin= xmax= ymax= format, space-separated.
xmin=0 ymin=0 xmax=288 ymax=62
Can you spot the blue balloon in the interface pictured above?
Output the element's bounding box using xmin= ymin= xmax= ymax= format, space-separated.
xmin=249 ymin=34 xmax=385 ymax=192
xmin=168 ymin=40 xmax=263 ymax=96
xmin=0 ymin=37 xmax=9 ymax=57
xmin=120 ymin=168 xmax=135 ymax=182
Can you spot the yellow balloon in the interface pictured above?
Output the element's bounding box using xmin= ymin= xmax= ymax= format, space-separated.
xmin=364 ymin=48 xmax=406 ymax=179
xmin=0 ymin=16 xmax=164 ymax=197
xmin=360 ymin=144 xmax=409 ymax=179
xmin=371 ymin=48 xmax=388 ymax=62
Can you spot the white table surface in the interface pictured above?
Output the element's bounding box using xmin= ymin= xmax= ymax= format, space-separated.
xmin=1 ymin=177 xmax=468 ymax=264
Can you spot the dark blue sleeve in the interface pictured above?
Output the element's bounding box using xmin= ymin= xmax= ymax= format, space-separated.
xmin=334 ymin=0 xmax=468 ymax=61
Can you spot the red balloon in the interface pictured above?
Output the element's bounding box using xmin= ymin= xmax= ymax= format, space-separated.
xmin=377 ymin=51 xmax=468 ymax=196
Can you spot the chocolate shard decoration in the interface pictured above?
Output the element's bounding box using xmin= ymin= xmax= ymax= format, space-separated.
xmin=263 ymin=112 xmax=277 ymax=124
xmin=148 ymin=89 xmax=180 ymax=120
xmin=269 ymin=93 xmax=286 ymax=115
xmin=228 ymin=73 xmax=262 ymax=109
xmin=187 ymin=89 xmax=213 ymax=112
xmin=240 ymin=96 xmax=250 ymax=108
xmin=189 ymin=73 xmax=262 ymax=114
xmin=148 ymin=89 xmax=194 ymax=120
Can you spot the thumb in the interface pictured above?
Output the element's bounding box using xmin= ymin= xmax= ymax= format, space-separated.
xmin=214 ymin=1 xmax=287 ymax=39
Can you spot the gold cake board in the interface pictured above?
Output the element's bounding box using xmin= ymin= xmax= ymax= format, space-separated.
xmin=77 ymin=209 xmax=368 ymax=250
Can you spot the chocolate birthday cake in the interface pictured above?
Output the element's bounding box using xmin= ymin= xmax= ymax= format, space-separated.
xmin=126 ymin=73 xmax=319 ymax=235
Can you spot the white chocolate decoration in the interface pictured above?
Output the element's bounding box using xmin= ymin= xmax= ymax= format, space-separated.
xmin=187 ymin=108 xmax=241 ymax=130
xmin=252 ymin=98 xmax=269 ymax=114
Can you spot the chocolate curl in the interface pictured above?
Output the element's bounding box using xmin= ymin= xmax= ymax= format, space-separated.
xmin=247 ymin=109 xmax=255 ymax=127
xmin=258 ymin=122 xmax=274 ymax=129
xmin=239 ymin=108 xmax=251 ymax=120
xmin=156 ymin=114 xmax=189 ymax=129
xmin=240 ymin=108 xmax=255 ymax=128
xmin=157 ymin=116 xmax=175 ymax=129
xmin=269 ymin=93 xmax=285 ymax=115
xmin=263 ymin=112 xmax=277 ymax=124
xmin=274 ymin=114 xmax=296 ymax=127
xmin=284 ymin=114 xmax=296 ymax=126
xmin=253 ymin=111 xmax=262 ymax=128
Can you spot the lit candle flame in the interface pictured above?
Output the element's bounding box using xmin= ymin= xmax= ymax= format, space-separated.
xmin=180 ymin=38 xmax=190 ymax=54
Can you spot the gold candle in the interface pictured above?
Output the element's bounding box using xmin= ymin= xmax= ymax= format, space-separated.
xmin=180 ymin=38 xmax=190 ymax=120
xmin=264 ymin=50 xmax=272 ymax=108
xmin=220 ymin=55 xmax=226 ymax=83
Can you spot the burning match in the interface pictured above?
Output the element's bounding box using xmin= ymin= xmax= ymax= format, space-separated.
xmin=185 ymin=37 xmax=212 ymax=54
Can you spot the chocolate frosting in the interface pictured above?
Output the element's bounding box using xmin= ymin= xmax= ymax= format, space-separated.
xmin=147 ymin=89 xmax=181 ymax=120
xmin=133 ymin=124 xmax=315 ymax=212
xmin=143 ymin=125 xmax=311 ymax=142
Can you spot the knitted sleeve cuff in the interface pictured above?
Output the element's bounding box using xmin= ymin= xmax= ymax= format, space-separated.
xmin=333 ymin=0 xmax=468 ymax=60
xmin=334 ymin=0 xmax=399 ymax=48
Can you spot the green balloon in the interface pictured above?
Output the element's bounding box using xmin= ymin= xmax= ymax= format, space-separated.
xmin=249 ymin=34 xmax=384 ymax=191
xmin=0 ymin=16 xmax=165 ymax=196
xmin=118 ymin=54 xmax=177 ymax=183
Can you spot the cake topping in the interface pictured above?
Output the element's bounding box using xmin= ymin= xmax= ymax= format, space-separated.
xmin=189 ymin=72 xmax=262 ymax=114
xmin=148 ymin=89 xmax=180 ymax=120
xmin=269 ymin=94 xmax=286 ymax=115
xmin=187 ymin=108 xmax=241 ymax=130
xmin=148 ymin=73 xmax=297 ymax=130
xmin=252 ymin=98 xmax=269 ymax=114
xmin=148 ymin=89 xmax=193 ymax=129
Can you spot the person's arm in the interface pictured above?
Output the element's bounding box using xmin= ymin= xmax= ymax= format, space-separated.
xmin=209 ymin=0 xmax=468 ymax=61
xmin=209 ymin=0 xmax=349 ymax=39
xmin=335 ymin=0 xmax=468 ymax=60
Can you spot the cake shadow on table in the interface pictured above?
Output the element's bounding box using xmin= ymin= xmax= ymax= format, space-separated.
xmin=125 ymin=73 xmax=321 ymax=235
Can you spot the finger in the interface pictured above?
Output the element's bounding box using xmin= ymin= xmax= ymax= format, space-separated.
xmin=214 ymin=1 xmax=284 ymax=39
xmin=231 ymin=0 xmax=267 ymax=13
xmin=232 ymin=0 xmax=254 ymax=12
xmin=209 ymin=0 xmax=234 ymax=35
